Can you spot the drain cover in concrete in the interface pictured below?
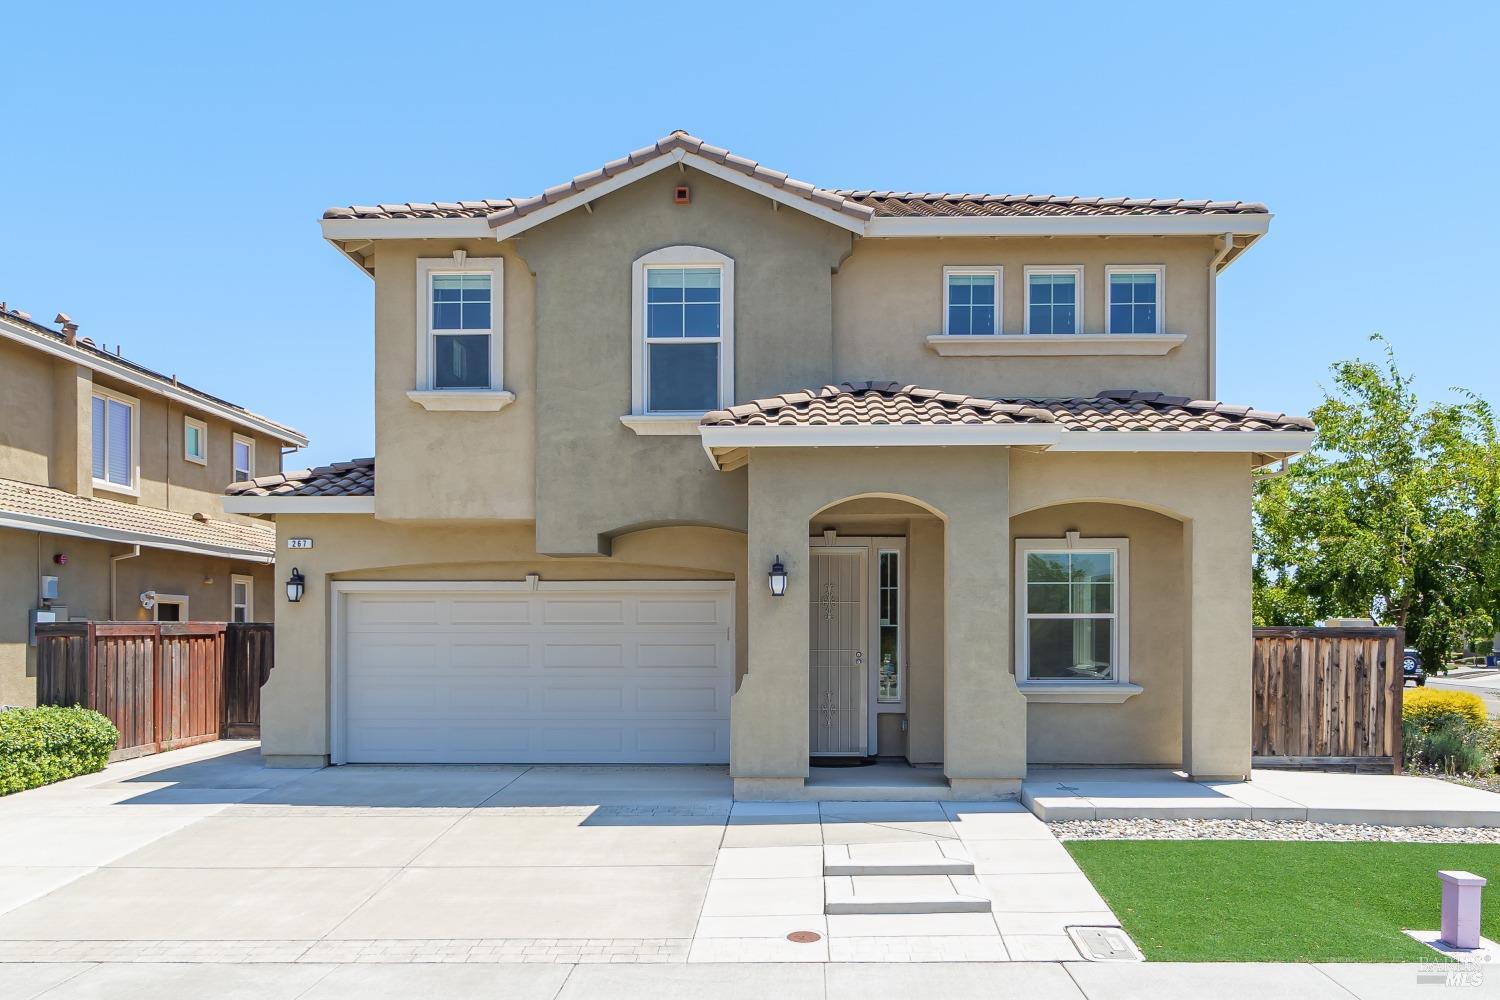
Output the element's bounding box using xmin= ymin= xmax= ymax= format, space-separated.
xmin=1067 ymin=926 xmax=1143 ymax=962
xmin=787 ymin=931 xmax=822 ymax=943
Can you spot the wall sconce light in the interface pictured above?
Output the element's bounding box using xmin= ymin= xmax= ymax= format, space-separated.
xmin=768 ymin=556 xmax=788 ymax=598
xmin=285 ymin=567 xmax=306 ymax=603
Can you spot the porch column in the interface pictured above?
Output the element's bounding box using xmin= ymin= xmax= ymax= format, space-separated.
xmin=729 ymin=454 xmax=811 ymax=798
xmin=1181 ymin=478 xmax=1254 ymax=779
xmin=942 ymin=449 xmax=1026 ymax=798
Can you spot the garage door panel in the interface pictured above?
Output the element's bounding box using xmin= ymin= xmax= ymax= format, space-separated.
xmin=340 ymin=585 xmax=732 ymax=764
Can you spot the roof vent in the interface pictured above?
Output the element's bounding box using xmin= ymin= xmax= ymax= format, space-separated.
xmin=55 ymin=313 xmax=78 ymax=345
xmin=78 ymin=337 xmax=96 ymax=348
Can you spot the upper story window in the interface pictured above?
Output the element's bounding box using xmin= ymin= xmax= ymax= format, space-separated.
xmin=1015 ymin=536 xmax=1130 ymax=685
xmin=631 ymin=246 xmax=735 ymax=416
xmin=415 ymin=257 xmax=505 ymax=393
xmin=91 ymin=386 xmax=138 ymax=494
xmin=233 ymin=433 xmax=254 ymax=483
xmin=1107 ymin=266 xmax=1164 ymax=335
xmin=1025 ymin=267 xmax=1082 ymax=335
xmin=184 ymin=416 xmax=207 ymax=465
xmin=943 ymin=267 xmax=1000 ymax=336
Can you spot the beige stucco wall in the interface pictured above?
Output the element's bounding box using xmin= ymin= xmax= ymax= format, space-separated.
xmin=1012 ymin=502 xmax=1185 ymax=766
xmin=519 ymin=168 xmax=853 ymax=554
xmin=833 ymin=236 xmax=1217 ymax=400
xmin=0 ymin=336 xmax=285 ymax=521
xmin=369 ymin=239 xmax=538 ymax=522
xmin=0 ymin=526 xmax=272 ymax=706
xmin=259 ymin=515 xmax=747 ymax=763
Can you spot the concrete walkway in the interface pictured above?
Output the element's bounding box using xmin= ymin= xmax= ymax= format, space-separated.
xmin=2 ymin=959 xmax=1493 ymax=999
xmin=1024 ymin=765 xmax=1500 ymax=826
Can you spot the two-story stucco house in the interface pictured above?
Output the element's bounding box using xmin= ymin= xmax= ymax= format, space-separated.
xmin=225 ymin=132 xmax=1315 ymax=799
xmin=0 ymin=306 xmax=306 ymax=706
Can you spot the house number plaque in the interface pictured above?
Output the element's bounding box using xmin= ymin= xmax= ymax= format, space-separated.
xmin=286 ymin=538 xmax=314 ymax=549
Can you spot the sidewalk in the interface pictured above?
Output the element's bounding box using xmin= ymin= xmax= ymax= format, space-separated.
xmin=3 ymin=959 xmax=1493 ymax=999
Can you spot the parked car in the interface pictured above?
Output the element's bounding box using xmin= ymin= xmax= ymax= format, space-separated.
xmin=1404 ymin=648 xmax=1425 ymax=686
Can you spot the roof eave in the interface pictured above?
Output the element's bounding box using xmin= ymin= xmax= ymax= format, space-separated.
xmin=862 ymin=212 xmax=1272 ymax=240
xmin=0 ymin=509 xmax=274 ymax=564
xmin=221 ymin=495 xmax=375 ymax=514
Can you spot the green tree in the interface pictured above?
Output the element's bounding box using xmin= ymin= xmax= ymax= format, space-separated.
xmin=1253 ymin=336 xmax=1500 ymax=672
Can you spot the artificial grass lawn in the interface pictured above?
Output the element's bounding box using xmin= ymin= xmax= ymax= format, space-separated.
xmin=1066 ymin=840 xmax=1500 ymax=962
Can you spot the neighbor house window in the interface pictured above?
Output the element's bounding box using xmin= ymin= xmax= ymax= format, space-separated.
xmin=1106 ymin=266 xmax=1164 ymax=335
xmin=877 ymin=549 xmax=903 ymax=703
xmin=631 ymin=246 xmax=734 ymax=416
xmin=1015 ymin=537 xmax=1130 ymax=684
xmin=415 ymin=257 xmax=505 ymax=392
xmin=1025 ymin=267 xmax=1082 ymax=335
xmin=91 ymin=387 xmax=138 ymax=493
xmin=232 ymin=433 xmax=254 ymax=483
xmin=184 ymin=416 xmax=207 ymax=465
xmin=943 ymin=267 xmax=1001 ymax=336
xmin=231 ymin=574 xmax=253 ymax=623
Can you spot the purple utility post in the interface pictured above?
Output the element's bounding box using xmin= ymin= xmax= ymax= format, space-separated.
xmin=1439 ymin=870 xmax=1487 ymax=950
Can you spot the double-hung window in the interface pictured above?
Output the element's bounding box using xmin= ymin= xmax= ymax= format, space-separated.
xmin=632 ymin=246 xmax=734 ymax=416
xmin=943 ymin=267 xmax=1000 ymax=335
xmin=415 ymin=257 xmax=505 ymax=393
xmin=1025 ymin=267 xmax=1082 ymax=335
xmin=1106 ymin=266 xmax=1164 ymax=335
xmin=91 ymin=387 xmax=137 ymax=493
xmin=231 ymin=574 xmax=254 ymax=623
xmin=232 ymin=433 xmax=254 ymax=483
xmin=1016 ymin=537 xmax=1129 ymax=685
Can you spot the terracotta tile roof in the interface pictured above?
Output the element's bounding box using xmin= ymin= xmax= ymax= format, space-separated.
xmin=323 ymin=132 xmax=1266 ymax=223
xmin=225 ymin=458 xmax=374 ymax=498
xmin=0 ymin=478 xmax=274 ymax=558
xmin=702 ymin=382 xmax=1314 ymax=433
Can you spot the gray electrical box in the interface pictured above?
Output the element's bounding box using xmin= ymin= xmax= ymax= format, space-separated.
xmin=28 ymin=608 xmax=57 ymax=646
xmin=40 ymin=576 xmax=59 ymax=601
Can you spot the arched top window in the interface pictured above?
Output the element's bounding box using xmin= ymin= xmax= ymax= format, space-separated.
xmin=631 ymin=245 xmax=735 ymax=416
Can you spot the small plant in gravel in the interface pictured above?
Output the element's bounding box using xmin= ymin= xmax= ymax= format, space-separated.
xmin=0 ymin=705 xmax=118 ymax=795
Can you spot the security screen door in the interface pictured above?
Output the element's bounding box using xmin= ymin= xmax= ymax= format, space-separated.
xmin=809 ymin=547 xmax=868 ymax=756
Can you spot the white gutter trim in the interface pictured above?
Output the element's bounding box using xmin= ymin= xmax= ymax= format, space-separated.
xmin=699 ymin=424 xmax=1316 ymax=456
xmin=863 ymin=213 xmax=1272 ymax=239
xmin=1045 ymin=430 xmax=1317 ymax=453
xmin=221 ymin=495 xmax=375 ymax=515
xmin=0 ymin=511 xmax=274 ymax=565
xmin=0 ymin=318 xmax=307 ymax=447
xmin=320 ymin=217 xmax=493 ymax=240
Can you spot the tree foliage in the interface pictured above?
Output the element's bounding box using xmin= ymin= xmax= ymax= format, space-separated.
xmin=1253 ymin=336 xmax=1500 ymax=671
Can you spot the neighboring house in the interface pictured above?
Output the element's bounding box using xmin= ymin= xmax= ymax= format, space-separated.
xmin=225 ymin=132 xmax=1314 ymax=798
xmin=0 ymin=306 xmax=306 ymax=706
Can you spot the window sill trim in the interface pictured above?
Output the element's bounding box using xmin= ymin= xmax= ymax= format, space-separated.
xmin=926 ymin=334 xmax=1186 ymax=357
xmin=184 ymin=455 xmax=207 ymax=467
xmin=406 ymin=389 xmax=516 ymax=412
xmin=1017 ymin=681 xmax=1143 ymax=703
xmin=619 ymin=415 xmax=704 ymax=437
xmin=92 ymin=479 xmax=140 ymax=499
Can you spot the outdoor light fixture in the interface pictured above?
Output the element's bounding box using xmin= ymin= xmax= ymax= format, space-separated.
xmin=285 ymin=568 xmax=306 ymax=604
xmin=768 ymin=557 xmax=788 ymax=598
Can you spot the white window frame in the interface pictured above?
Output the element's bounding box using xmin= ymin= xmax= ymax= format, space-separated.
xmin=414 ymin=256 xmax=505 ymax=394
xmin=1023 ymin=265 xmax=1085 ymax=335
xmin=1014 ymin=535 xmax=1132 ymax=693
xmin=630 ymin=245 xmax=735 ymax=417
xmin=230 ymin=574 xmax=254 ymax=623
xmin=941 ymin=265 xmax=1003 ymax=336
xmin=232 ymin=433 xmax=255 ymax=483
xmin=91 ymin=385 xmax=140 ymax=496
xmin=183 ymin=416 xmax=207 ymax=465
xmin=1105 ymin=265 xmax=1166 ymax=335
xmin=152 ymin=594 xmax=189 ymax=622
xmin=875 ymin=545 xmax=906 ymax=706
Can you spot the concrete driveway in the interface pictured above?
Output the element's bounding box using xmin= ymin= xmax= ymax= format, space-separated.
xmin=0 ymin=741 xmax=1119 ymax=966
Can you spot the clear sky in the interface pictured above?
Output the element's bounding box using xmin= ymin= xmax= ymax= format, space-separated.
xmin=3 ymin=2 xmax=1496 ymax=467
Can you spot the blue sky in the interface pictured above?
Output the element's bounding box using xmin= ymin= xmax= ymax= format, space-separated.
xmin=3 ymin=2 xmax=1496 ymax=467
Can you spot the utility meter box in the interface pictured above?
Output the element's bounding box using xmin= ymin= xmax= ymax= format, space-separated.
xmin=40 ymin=576 xmax=59 ymax=601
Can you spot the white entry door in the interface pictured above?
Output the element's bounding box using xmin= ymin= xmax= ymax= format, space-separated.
xmin=334 ymin=582 xmax=733 ymax=764
xmin=809 ymin=548 xmax=868 ymax=756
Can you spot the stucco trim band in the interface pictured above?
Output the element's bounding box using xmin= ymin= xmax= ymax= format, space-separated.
xmin=221 ymin=496 xmax=376 ymax=514
xmin=1016 ymin=681 xmax=1145 ymax=703
xmin=925 ymin=334 xmax=1187 ymax=357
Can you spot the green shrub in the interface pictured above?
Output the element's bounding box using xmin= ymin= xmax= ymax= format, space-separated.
xmin=0 ymin=706 xmax=119 ymax=795
xmin=1403 ymin=716 xmax=1493 ymax=775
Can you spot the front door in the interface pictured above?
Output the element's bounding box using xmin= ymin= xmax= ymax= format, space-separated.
xmin=809 ymin=547 xmax=868 ymax=756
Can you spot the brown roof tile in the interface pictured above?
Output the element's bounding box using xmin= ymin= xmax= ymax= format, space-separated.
xmin=701 ymin=382 xmax=1314 ymax=433
xmin=225 ymin=458 xmax=374 ymax=498
xmin=0 ymin=478 xmax=274 ymax=557
xmin=323 ymin=132 xmax=1268 ymax=223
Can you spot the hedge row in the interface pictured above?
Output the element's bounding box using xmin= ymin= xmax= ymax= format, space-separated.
xmin=0 ymin=705 xmax=119 ymax=796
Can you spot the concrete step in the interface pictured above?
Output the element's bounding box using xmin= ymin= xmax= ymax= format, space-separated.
xmin=823 ymin=874 xmax=993 ymax=915
xmin=823 ymin=841 xmax=975 ymax=876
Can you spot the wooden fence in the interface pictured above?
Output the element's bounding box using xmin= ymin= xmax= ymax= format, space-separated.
xmin=36 ymin=622 xmax=274 ymax=760
xmin=1252 ymin=626 xmax=1404 ymax=774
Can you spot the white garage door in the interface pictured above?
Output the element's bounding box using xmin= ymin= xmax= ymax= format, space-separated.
xmin=335 ymin=582 xmax=734 ymax=764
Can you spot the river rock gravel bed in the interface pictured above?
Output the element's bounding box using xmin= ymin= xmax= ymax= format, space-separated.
xmin=1049 ymin=817 xmax=1500 ymax=843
